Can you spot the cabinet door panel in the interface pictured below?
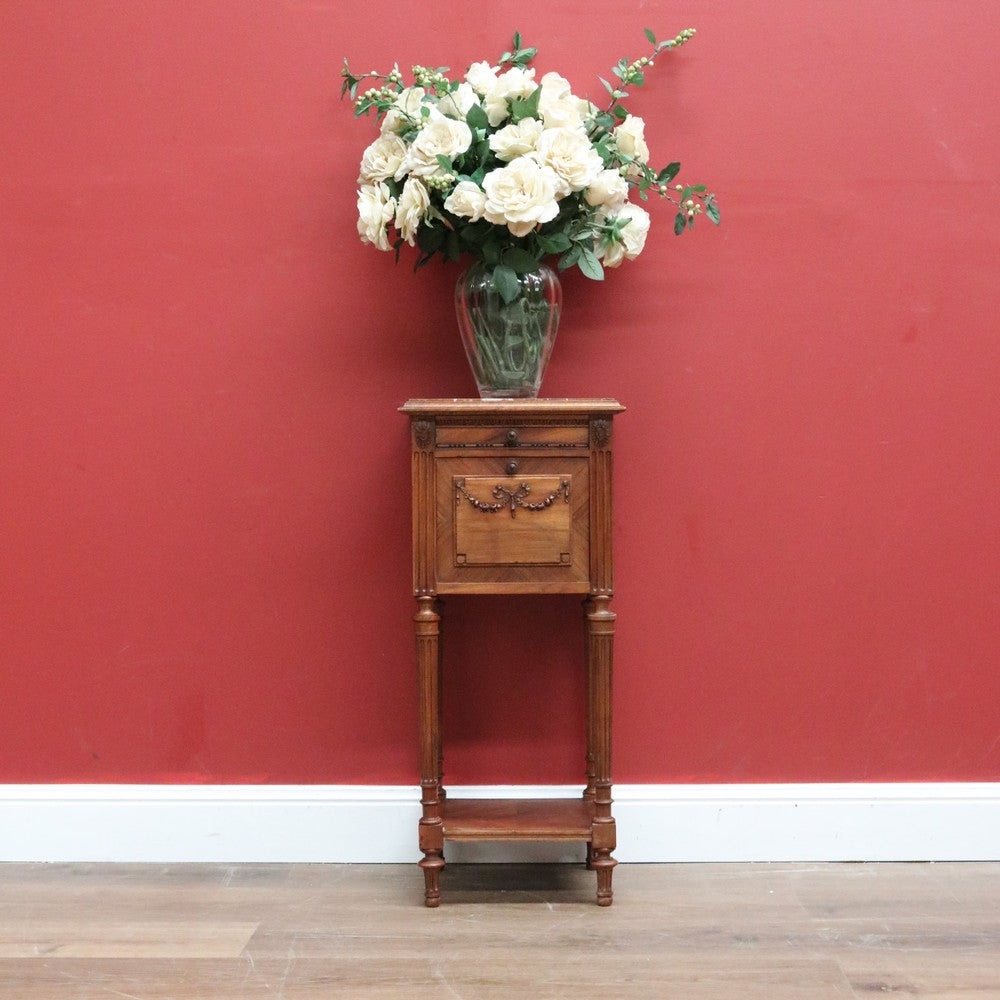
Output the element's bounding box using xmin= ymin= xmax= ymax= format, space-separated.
xmin=454 ymin=475 xmax=572 ymax=567
xmin=435 ymin=456 xmax=591 ymax=593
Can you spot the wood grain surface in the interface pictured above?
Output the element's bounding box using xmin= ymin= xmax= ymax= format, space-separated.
xmin=1 ymin=862 xmax=996 ymax=998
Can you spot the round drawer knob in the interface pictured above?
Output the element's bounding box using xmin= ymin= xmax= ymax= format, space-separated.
xmin=506 ymin=460 xmax=519 ymax=475
xmin=505 ymin=429 xmax=519 ymax=446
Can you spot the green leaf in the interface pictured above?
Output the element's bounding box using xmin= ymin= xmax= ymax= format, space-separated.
xmin=466 ymin=103 xmax=489 ymax=131
xmin=510 ymin=86 xmax=542 ymax=123
xmin=513 ymin=31 xmax=522 ymax=50
xmin=416 ymin=223 xmax=445 ymax=255
xmin=558 ymin=244 xmax=582 ymax=271
xmin=536 ymin=232 xmax=572 ymax=255
xmin=692 ymin=184 xmax=707 ymax=193
xmin=674 ymin=212 xmax=686 ymax=236
xmin=705 ymin=196 xmax=721 ymax=225
xmin=644 ymin=28 xmax=657 ymax=45
xmin=481 ymin=239 xmax=501 ymax=267
xmin=492 ymin=263 xmax=520 ymax=304
xmin=599 ymin=77 xmax=615 ymax=96
xmin=515 ymin=47 xmax=537 ymax=65
xmin=436 ymin=154 xmax=453 ymax=173
xmin=501 ymin=247 xmax=541 ymax=274
xmin=578 ymin=246 xmax=604 ymax=281
xmin=594 ymin=133 xmax=614 ymax=166
xmin=657 ymin=162 xmax=681 ymax=183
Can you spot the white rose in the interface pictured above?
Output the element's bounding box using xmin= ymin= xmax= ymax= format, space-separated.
xmin=482 ymin=66 xmax=537 ymax=126
xmin=443 ymin=180 xmax=487 ymax=222
xmin=537 ymin=72 xmax=586 ymax=130
xmin=396 ymin=111 xmax=473 ymax=179
xmin=613 ymin=115 xmax=650 ymax=167
xmin=597 ymin=202 xmax=651 ymax=268
xmin=465 ymin=60 xmax=499 ymax=95
xmin=438 ymin=82 xmax=480 ymax=120
xmin=357 ymin=133 xmax=408 ymax=184
xmin=380 ymin=86 xmax=426 ymax=134
xmin=482 ymin=156 xmax=559 ymax=237
xmin=488 ymin=118 xmax=544 ymax=161
xmin=584 ymin=168 xmax=630 ymax=211
xmin=394 ymin=177 xmax=430 ymax=246
xmin=532 ymin=126 xmax=603 ymax=197
xmin=356 ymin=182 xmax=396 ymax=251
xmin=539 ymin=97 xmax=587 ymax=131
xmin=539 ymin=71 xmax=572 ymax=100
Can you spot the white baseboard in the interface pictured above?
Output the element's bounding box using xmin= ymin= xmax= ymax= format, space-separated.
xmin=1 ymin=783 xmax=997 ymax=864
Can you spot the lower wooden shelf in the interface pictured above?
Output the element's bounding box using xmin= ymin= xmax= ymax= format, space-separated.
xmin=441 ymin=798 xmax=594 ymax=842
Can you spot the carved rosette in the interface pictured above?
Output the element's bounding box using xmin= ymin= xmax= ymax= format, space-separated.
xmin=413 ymin=419 xmax=435 ymax=450
xmin=591 ymin=418 xmax=611 ymax=450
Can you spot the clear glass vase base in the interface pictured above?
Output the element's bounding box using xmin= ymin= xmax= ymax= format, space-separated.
xmin=454 ymin=262 xmax=562 ymax=400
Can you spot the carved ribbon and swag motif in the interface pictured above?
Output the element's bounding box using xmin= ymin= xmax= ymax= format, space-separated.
xmin=455 ymin=478 xmax=570 ymax=518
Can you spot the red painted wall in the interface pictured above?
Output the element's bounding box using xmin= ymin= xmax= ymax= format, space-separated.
xmin=2 ymin=1 xmax=998 ymax=785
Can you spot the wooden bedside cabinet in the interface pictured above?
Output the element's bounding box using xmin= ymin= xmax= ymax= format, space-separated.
xmin=401 ymin=398 xmax=625 ymax=906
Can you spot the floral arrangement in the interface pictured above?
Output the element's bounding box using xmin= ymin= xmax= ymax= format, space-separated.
xmin=343 ymin=29 xmax=718 ymax=303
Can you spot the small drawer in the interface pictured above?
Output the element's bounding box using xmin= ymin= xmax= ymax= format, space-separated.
xmin=436 ymin=423 xmax=589 ymax=450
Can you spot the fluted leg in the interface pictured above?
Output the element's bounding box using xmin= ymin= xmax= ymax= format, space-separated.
xmin=585 ymin=594 xmax=617 ymax=905
xmin=415 ymin=595 xmax=444 ymax=906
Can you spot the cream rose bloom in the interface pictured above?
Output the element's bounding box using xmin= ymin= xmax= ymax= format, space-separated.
xmin=396 ymin=111 xmax=473 ymax=179
xmin=482 ymin=156 xmax=559 ymax=237
xmin=356 ymin=182 xmax=396 ymax=251
xmin=465 ymin=60 xmax=499 ymax=96
xmin=537 ymin=72 xmax=587 ymax=130
xmin=532 ymin=126 xmax=603 ymax=197
xmin=357 ymin=133 xmax=408 ymax=184
xmin=443 ymin=180 xmax=487 ymax=222
xmin=597 ymin=202 xmax=651 ymax=268
xmin=488 ymin=118 xmax=544 ymax=161
xmin=584 ymin=168 xmax=630 ymax=211
xmin=437 ymin=82 xmax=480 ymax=121
xmin=380 ymin=86 xmax=426 ymax=134
xmin=394 ymin=177 xmax=430 ymax=246
xmin=613 ymin=115 xmax=650 ymax=167
xmin=482 ymin=67 xmax=537 ymax=127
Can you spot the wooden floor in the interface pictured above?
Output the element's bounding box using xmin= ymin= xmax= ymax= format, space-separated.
xmin=1 ymin=862 xmax=997 ymax=998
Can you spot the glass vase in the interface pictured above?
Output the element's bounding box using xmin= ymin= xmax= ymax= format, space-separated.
xmin=454 ymin=260 xmax=562 ymax=399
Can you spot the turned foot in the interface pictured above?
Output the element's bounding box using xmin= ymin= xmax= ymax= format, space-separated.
xmin=591 ymin=849 xmax=616 ymax=906
xmin=419 ymin=850 xmax=445 ymax=907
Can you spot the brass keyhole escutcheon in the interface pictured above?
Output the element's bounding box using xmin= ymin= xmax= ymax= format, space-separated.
xmin=506 ymin=460 xmax=519 ymax=475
